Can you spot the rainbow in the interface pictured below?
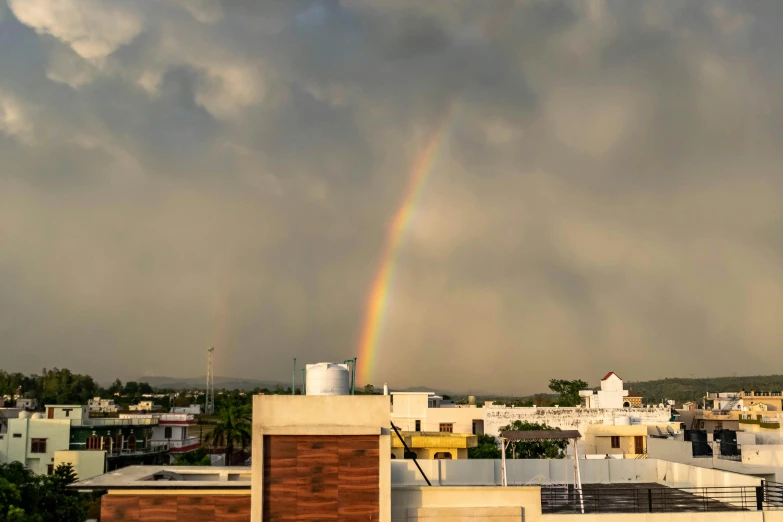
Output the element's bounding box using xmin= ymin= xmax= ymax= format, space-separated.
xmin=356 ymin=98 xmax=460 ymax=385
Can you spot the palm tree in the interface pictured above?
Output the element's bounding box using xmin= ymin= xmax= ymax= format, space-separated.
xmin=204 ymin=404 xmax=251 ymax=466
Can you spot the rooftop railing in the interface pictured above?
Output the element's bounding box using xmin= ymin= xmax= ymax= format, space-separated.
xmin=541 ymin=482 xmax=783 ymax=514
xmin=71 ymin=417 xmax=158 ymax=427
xmin=150 ymin=437 xmax=200 ymax=449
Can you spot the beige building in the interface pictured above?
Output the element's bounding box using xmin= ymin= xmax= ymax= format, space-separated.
xmin=390 ymin=431 xmax=477 ymax=460
xmin=583 ymin=424 xmax=677 ymax=458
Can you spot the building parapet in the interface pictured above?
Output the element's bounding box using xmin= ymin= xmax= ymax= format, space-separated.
xmin=72 ymin=417 xmax=158 ymax=427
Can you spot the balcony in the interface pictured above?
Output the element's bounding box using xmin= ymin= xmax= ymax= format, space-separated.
xmin=150 ymin=437 xmax=200 ymax=452
xmin=69 ymin=443 xmax=169 ymax=456
xmin=158 ymin=414 xmax=195 ymax=423
xmin=71 ymin=417 xmax=158 ymax=427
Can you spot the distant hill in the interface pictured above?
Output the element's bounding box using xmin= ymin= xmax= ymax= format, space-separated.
xmin=622 ymin=375 xmax=783 ymax=404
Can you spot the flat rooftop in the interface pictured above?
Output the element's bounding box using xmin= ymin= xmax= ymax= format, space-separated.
xmin=72 ymin=466 xmax=251 ymax=490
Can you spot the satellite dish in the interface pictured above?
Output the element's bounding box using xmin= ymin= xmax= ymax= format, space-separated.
xmin=667 ymin=426 xmax=676 ymax=437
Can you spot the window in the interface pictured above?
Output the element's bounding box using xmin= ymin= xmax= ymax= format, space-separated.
xmin=164 ymin=427 xmax=172 ymax=439
xmin=86 ymin=436 xmax=101 ymax=450
xmin=439 ymin=423 xmax=453 ymax=433
xmin=611 ymin=436 xmax=620 ymax=449
xmin=47 ymin=465 xmax=54 ymax=475
xmin=0 ymin=435 xmax=4 ymax=440
xmin=128 ymin=434 xmax=136 ymax=452
xmin=415 ymin=420 xmax=421 ymax=432
xmin=31 ymin=438 xmax=47 ymax=453
xmin=12 ymin=433 xmax=22 ymax=438
xmin=433 ymin=452 xmax=452 ymax=460
xmin=102 ymin=436 xmax=112 ymax=451
xmin=63 ymin=409 xmax=72 ymax=417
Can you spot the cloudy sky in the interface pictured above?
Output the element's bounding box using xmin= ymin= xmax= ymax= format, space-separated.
xmin=1 ymin=0 xmax=782 ymax=394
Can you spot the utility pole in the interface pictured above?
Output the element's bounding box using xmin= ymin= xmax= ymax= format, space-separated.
xmin=206 ymin=347 xmax=215 ymax=415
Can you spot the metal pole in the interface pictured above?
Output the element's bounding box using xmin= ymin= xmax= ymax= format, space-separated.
xmin=500 ymin=437 xmax=508 ymax=486
xmin=292 ymin=358 xmax=296 ymax=396
xmin=352 ymin=357 xmax=357 ymax=395
xmin=573 ymin=440 xmax=584 ymax=514
xmin=391 ymin=422 xmax=431 ymax=486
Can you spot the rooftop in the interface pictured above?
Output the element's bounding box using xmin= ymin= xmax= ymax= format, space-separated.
xmin=72 ymin=466 xmax=251 ymax=490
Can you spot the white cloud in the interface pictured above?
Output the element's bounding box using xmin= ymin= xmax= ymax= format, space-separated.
xmin=9 ymin=0 xmax=143 ymax=60
xmin=0 ymin=93 xmax=34 ymax=144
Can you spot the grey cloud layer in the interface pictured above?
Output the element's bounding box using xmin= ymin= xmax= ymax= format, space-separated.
xmin=1 ymin=0 xmax=782 ymax=392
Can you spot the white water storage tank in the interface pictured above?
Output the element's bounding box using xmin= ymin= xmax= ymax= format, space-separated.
xmin=305 ymin=362 xmax=350 ymax=396
xmin=614 ymin=416 xmax=631 ymax=426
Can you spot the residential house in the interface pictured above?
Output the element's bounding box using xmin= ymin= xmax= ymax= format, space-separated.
xmin=0 ymin=405 xmax=168 ymax=479
xmin=120 ymin=412 xmax=201 ymax=463
xmin=88 ymin=397 xmax=119 ymax=413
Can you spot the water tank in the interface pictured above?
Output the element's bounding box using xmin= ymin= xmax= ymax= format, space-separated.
xmin=31 ymin=413 xmax=44 ymax=420
xmin=614 ymin=416 xmax=631 ymax=426
xmin=18 ymin=411 xmax=31 ymax=419
xmin=305 ymin=363 xmax=350 ymax=396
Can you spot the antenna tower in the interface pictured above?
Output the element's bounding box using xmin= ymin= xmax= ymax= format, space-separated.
xmin=206 ymin=347 xmax=215 ymax=415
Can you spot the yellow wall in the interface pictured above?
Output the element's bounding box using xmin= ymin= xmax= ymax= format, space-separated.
xmin=593 ymin=435 xmax=644 ymax=456
xmin=391 ymin=447 xmax=468 ymax=460
xmin=392 ymin=486 xmax=542 ymax=522
xmin=54 ymin=450 xmax=106 ymax=481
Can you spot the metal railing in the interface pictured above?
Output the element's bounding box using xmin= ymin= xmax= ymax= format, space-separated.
xmin=71 ymin=418 xmax=158 ymax=427
xmin=150 ymin=437 xmax=200 ymax=449
xmin=159 ymin=414 xmax=195 ymax=422
xmin=541 ymin=485 xmax=779 ymax=514
xmin=763 ymin=481 xmax=783 ymax=510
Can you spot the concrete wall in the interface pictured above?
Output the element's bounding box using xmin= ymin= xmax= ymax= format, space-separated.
xmin=656 ymin=460 xmax=761 ymax=487
xmin=54 ymin=450 xmax=106 ymax=480
xmin=483 ymin=407 xmax=671 ymax=450
xmin=391 ymin=486 xmax=541 ymax=522
xmin=391 ymin=459 xmax=761 ymax=488
xmin=251 ymin=395 xmax=391 ymax=522
xmin=392 ymin=459 xmax=660 ymax=487
xmin=3 ymin=417 xmax=71 ymax=475
xmin=648 ymin=436 xmax=783 ymax=482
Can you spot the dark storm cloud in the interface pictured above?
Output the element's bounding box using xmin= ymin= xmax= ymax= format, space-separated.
xmin=1 ymin=0 xmax=783 ymax=393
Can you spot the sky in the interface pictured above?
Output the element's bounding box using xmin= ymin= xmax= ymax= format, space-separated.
xmin=1 ymin=0 xmax=783 ymax=394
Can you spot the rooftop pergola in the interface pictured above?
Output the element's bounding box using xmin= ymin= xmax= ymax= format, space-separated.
xmin=498 ymin=429 xmax=585 ymax=513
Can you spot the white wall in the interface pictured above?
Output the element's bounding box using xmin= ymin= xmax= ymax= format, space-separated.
xmin=391 ymin=394 xmax=430 ymax=431
xmin=391 ymin=459 xmax=732 ymax=487
xmin=3 ymin=418 xmax=71 ymax=475
xmin=483 ymin=407 xmax=671 ymax=451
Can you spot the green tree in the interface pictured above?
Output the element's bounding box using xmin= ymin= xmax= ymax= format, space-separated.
xmin=500 ymin=420 xmax=567 ymax=459
xmin=0 ymin=477 xmax=24 ymax=521
xmin=548 ymin=379 xmax=588 ymax=407
xmin=0 ymin=462 xmax=88 ymax=522
xmin=172 ymin=448 xmax=212 ymax=466
xmin=205 ymin=404 xmax=252 ymax=466
xmin=468 ymin=434 xmax=502 ymax=459
xmin=364 ymin=384 xmax=375 ymax=395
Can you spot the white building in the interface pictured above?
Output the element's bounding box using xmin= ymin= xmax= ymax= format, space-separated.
xmin=128 ymin=400 xmax=162 ymax=412
xmin=170 ymin=405 xmax=202 ymax=415
xmin=579 ymin=371 xmax=629 ymax=409
xmin=0 ymin=405 xmax=167 ymax=479
xmin=16 ymin=398 xmax=37 ymax=410
xmin=390 ymin=373 xmax=671 ymax=455
xmin=119 ymin=413 xmax=200 ymax=463
xmin=391 ymin=392 xmax=484 ymax=436
xmin=88 ymin=397 xmax=119 ymax=413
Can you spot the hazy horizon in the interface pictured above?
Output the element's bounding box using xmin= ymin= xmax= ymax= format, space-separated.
xmin=2 ymin=1 xmax=783 ymax=394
